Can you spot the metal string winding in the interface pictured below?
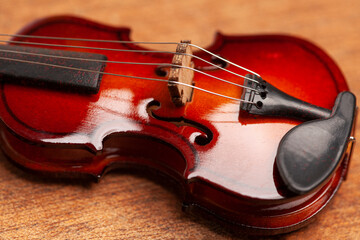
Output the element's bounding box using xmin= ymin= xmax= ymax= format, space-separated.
xmin=0 ymin=34 xmax=261 ymax=83
xmin=0 ymin=48 xmax=256 ymax=91
xmin=0 ymin=34 xmax=263 ymax=103
xmin=0 ymin=55 xmax=254 ymax=104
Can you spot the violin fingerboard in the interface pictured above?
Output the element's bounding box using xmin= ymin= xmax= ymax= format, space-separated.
xmin=0 ymin=45 xmax=107 ymax=94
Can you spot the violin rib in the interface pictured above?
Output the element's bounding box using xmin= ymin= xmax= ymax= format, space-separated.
xmin=0 ymin=16 xmax=355 ymax=235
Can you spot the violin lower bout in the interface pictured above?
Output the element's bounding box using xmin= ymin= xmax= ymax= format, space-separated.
xmin=0 ymin=119 xmax=353 ymax=235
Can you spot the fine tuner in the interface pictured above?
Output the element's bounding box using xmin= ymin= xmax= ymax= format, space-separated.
xmin=0 ymin=16 xmax=356 ymax=234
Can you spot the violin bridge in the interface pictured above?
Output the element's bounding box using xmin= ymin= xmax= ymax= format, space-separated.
xmin=168 ymin=40 xmax=195 ymax=107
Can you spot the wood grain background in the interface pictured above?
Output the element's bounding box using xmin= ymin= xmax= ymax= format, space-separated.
xmin=0 ymin=0 xmax=359 ymax=239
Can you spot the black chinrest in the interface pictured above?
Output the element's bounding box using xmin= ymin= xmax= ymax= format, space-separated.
xmin=240 ymin=75 xmax=356 ymax=195
xmin=276 ymin=91 xmax=356 ymax=194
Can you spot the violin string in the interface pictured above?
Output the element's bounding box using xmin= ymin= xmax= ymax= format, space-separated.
xmin=0 ymin=55 xmax=255 ymax=104
xmin=0 ymin=39 xmax=260 ymax=85
xmin=0 ymin=48 xmax=258 ymax=92
xmin=0 ymin=39 xmax=176 ymax=54
xmin=0 ymin=35 xmax=261 ymax=83
xmin=189 ymin=54 xmax=258 ymax=84
xmin=0 ymin=33 xmax=180 ymax=45
xmin=188 ymin=44 xmax=260 ymax=77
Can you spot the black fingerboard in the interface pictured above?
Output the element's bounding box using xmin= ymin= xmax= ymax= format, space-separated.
xmin=0 ymin=44 xmax=107 ymax=94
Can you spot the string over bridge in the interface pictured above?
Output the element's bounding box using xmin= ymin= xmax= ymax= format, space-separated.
xmin=168 ymin=40 xmax=195 ymax=107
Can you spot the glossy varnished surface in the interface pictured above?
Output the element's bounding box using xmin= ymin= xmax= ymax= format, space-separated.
xmin=0 ymin=0 xmax=358 ymax=239
xmin=0 ymin=15 xmax=352 ymax=233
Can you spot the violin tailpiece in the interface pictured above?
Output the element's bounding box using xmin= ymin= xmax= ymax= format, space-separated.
xmin=240 ymin=74 xmax=356 ymax=194
xmin=0 ymin=15 xmax=358 ymax=234
xmin=240 ymin=74 xmax=331 ymax=121
xmin=168 ymin=40 xmax=195 ymax=107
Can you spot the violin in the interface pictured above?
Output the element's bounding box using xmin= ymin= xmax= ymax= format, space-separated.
xmin=0 ymin=16 xmax=356 ymax=235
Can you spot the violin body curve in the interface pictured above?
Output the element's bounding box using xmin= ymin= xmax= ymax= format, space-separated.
xmin=0 ymin=16 xmax=354 ymax=234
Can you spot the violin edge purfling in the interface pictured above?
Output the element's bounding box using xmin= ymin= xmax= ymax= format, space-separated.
xmin=0 ymin=15 xmax=356 ymax=235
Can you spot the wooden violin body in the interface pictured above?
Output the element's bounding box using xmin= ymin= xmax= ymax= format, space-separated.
xmin=0 ymin=16 xmax=355 ymax=235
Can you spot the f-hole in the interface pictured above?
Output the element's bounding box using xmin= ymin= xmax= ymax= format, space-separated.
xmin=146 ymin=100 xmax=213 ymax=146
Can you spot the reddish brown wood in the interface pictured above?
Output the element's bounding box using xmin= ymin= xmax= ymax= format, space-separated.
xmin=0 ymin=16 xmax=353 ymax=234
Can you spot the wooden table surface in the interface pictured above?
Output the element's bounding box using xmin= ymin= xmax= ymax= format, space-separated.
xmin=0 ymin=0 xmax=359 ymax=239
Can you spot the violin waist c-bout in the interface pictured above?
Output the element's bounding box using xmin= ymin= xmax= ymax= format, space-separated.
xmin=0 ymin=16 xmax=356 ymax=235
